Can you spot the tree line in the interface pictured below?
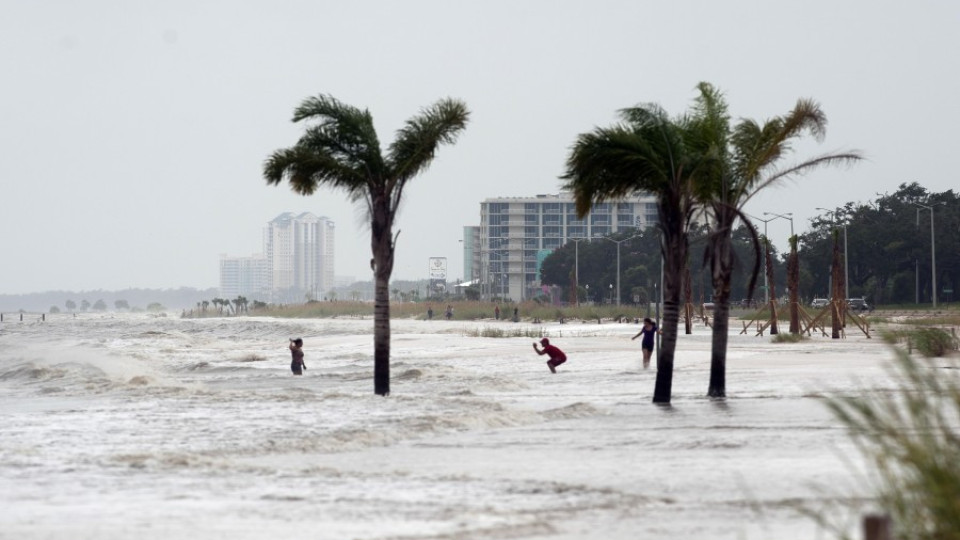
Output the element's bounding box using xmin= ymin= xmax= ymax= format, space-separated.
xmin=540 ymin=180 xmax=960 ymax=310
xmin=799 ymin=182 xmax=959 ymax=305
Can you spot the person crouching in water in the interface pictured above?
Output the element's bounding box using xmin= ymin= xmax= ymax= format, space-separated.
xmin=289 ymin=338 xmax=306 ymax=375
xmin=631 ymin=318 xmax=659 ymax=369
xmin=533 ymin=338 xmax=566 ymax=374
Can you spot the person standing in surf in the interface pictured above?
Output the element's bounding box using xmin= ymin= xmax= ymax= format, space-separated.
xmin=631 ymin=318 xmax=659 ymax=369
xmin=289 ymin=338 xmax=306 ymax=375
xmin=533 ymin=337 xmax=567 ymax=374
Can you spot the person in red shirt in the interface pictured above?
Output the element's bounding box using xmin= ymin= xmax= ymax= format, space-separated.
xmin=533 ymin=337 xmax=567 ymax=373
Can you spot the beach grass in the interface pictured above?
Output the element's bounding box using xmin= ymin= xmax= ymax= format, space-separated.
xmin=242 ymin=300 xmax=654 ymax=324
xmin=826 ymin=346 xmax=960 ymax=539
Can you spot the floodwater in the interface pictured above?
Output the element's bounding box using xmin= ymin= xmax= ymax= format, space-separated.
xmin=0 ymin=313 xmax=892 ymax=539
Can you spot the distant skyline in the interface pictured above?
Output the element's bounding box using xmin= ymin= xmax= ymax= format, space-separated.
xmin=3 ymin=1 xmax=958 ymax=294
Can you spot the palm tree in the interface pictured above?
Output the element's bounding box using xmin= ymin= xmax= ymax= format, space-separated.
xmin=831 ymin=230 xmax=843 ymax=339
xmin=764 ymin=238 xmax=779 ymax=335
xmin=264 ymin=95 xmax=469 ymax=396
xmin=563 ymin=94 xmax=717 ymax=404
xmin=786 ymin=235 xmax=800 ymax=334
xmin=696 ymin=82 xmax=862 ymax=398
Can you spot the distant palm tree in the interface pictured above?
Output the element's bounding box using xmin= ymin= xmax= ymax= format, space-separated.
xmin=265 ymin=95 xmax=469 ymax=396
xmin=563 ymin=91 xmax=718 ymax=404
xmin=695 ymin=82 xmax=862 ymax=398
xmin=787 ymin=235 xmax=800 ymax=333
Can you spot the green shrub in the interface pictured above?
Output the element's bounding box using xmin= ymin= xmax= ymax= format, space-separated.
xmin=771 ymin=332 xmax=805 ymax=343
xmin=912 ymin=327 xmax=956 ymax=357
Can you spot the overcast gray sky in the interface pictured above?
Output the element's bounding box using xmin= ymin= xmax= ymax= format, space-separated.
xmin=2 ymin=1 xmax=957 ymax=294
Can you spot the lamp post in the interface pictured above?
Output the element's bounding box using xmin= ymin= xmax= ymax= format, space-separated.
xmin=746 ymin=213 xmax=778 ymax=303
xmin=913 ymin=201 xmax=945 ymax=308
xmin=763 ymin=211 xmax=794 ymax=237
xmin=569 ymin=237 xmax=587 ymax=306
xmin=816 ymin=207 xmax=848 ymax=302
xmin=601 ymin=234 xmax=640 ymax=305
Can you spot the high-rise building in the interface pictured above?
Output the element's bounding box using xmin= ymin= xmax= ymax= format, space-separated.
xmin=462 ymin=225 xmax=480 ymax=283
xmin=264 ymin=212 xmax=335 ymax=302
xmin=219 ymin=254 xmax=269 ymax=301
xmin=219 ymin=212 xmax=335 ymax=304
xmin=469 ymin=193 xmax=658 ymax=301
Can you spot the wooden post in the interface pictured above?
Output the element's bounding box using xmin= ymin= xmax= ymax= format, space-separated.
xmin=863 ymin=514 xmax=892 ymax=540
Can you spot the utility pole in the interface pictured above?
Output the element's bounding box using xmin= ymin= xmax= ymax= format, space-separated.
xmin=569 ymin=237 xmax=587 ymax=306
xmin=913 ymin=201 xmax=945 ymax=308
xmin=602 ymin=233 xmax=640 ymax=305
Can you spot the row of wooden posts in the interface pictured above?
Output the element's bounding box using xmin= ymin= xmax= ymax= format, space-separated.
xmin=0 ymin=312 xmax=46 ymax=322
xmin=735 ymin=299 xmax=871 ymax=338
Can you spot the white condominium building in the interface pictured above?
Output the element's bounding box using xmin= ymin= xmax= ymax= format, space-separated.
xmin=264 ymin=212 xmax=335 ymax=302
xmin=219 ymin=212 xmax=335 ymax=303
xmin=474 ymin=193 xmax=658 ymax=301
xmin=219 ymin=254 xmax=269 ymax=301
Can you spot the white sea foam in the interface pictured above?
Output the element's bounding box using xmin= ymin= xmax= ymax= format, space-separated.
xmin=0 ymin=313 xmax=894 ymax=539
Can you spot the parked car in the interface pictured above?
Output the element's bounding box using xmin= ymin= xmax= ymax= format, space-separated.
xmin=810 ymin=298 xmax=829 ymax=308
xmin=847 ymin=298 xmax=872 ymax=312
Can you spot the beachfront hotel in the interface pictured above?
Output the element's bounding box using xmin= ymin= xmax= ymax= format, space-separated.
xmin=219 ymin=212 xmax=335 ymax=303
xmin=467 ymin=193 xmax=658 ymax=302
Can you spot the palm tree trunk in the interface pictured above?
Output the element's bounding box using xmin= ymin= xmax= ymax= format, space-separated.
xmin=653 ymin=228 xmax=686 ymax=404
xmin=708 ymin=284 xmax=731 ymax=398
xmin=372 ymin=195 xmax=395 ymax=396
xmin=373 ymin=267 xmax=391 ymax=395
xmin=766 ymin=240 xmax=779 ymax=335
xmin=787 ymin=236 xmax=800 ymax=334
xmin=683 ymin=263 xmax=693 ymax=335
xmin=708 ymin=229 xmax=734 ymax=398
xmin=831 ymin=231 xmax=842 ymax=340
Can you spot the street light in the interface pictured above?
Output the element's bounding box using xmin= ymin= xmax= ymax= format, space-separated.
xmin=816 ymin=207 xmax=848 ymax=302
xmin=568 ymin=237 xmax=588 ymax=306
xmin=763 ymin=211 xmax=794 ymax=237
xmin=913 ymin=201 xmax=946 ymax=308
xmin=746 ymin=213 xmax=779 ymax=303
xmin=601 ymin=234 xmax=640 ymax=305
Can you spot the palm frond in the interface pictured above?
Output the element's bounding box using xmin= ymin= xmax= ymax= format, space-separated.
xmin=292 ymin=94 xmax=385 ymax=177
xmin=262 ymin=145 xmax=368 ymax=200
xmin=739 ymin=151 xmax=864 ymax=207
xmin=731 ymin=98 xmax=830 ymax=192
xmin=618 ymin=103 xmax=670 ymax=128
xmin=386 ymin=98 xmax=470 ymax=189
xmin=562 ymin=123 xmax=678 ymax=217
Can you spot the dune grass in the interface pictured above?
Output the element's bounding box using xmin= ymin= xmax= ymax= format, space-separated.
xmin=826 ymin=346 xmax=960 ymax=539
xmin=252 ymin=299 xmax=652 ymax=323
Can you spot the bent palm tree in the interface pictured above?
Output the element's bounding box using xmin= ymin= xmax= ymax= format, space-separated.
xmin=264 ymin=95 xmax=469 ymax=395
xmin=563 ymin=97 xmax=717 ymax=404
xmin=695 ymin=82 xmax=862 ymax=398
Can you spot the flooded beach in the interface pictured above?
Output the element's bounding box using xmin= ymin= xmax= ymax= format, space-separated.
xmin=0 ymin=314 xmax=890 ymax=539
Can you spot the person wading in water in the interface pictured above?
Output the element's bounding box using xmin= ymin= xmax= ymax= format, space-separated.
xmin=631 ymin=318 xmax=659 ymax=369
xmin=289 ymin=338 xmax=306 ymax=375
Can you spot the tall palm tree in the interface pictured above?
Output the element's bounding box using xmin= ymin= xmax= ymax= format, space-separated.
xmin=787 ymin=235 xmax=800 ymax=334
xmin=764 ymin=238 xmax=779 ymax=335
xmin=264 ymin=95 xmax=469 ymax=396
xmin=563 ymin=94 xmax=718 ymax=404
xmin=697 ymin=82 xmax=862 ymax=398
